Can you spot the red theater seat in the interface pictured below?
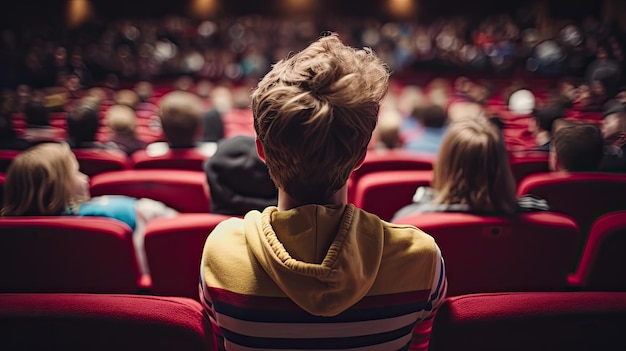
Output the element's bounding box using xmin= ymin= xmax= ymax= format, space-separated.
xmin=429 ymin=292 xmax=626 ymax=351
xmin=349 ymin=150 xmax=435 ymax=203
xmin=568 ymin=210 xmax=626 ymax=291
xmin=0 ymin=150 xmax=20 ymax=173
xmin=73 ymin=148 xmax=132 ymax=176
xmin=508 ymin=152 xmax=550 ymax=184
xmin=90 ymin=169 xmax=211 ymax=213
xmin=132 ymin=147 xmax=213 ymax=171
xmin=517 ymin=172 xmax=626 ymax=242
xmin=0 ymin=293 xmax=215 ymax=351
xmin=0 ymin=217 xmax=141 ymax=293
xmin=145 ymin=213 xmax=231 ymax=300
xmin=393 ymin=212 xmax=579 ymax=296
xmin=352 ymin=170 xmax=433 ymax=221
xmin=0 ymin=172 xmax=4 ymax=203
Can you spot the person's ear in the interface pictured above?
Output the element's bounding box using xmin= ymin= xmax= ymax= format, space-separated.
xmin=255 ymin=138 xmax=266 ymax=163
xmin=353 ymin=150 xmax=367 ymax=171
xmin=617 ymin=132 xmax=626 ymax=147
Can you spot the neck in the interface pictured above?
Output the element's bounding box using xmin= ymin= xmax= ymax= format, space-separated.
xmin=277 ymin=185 xmax=348 ymax=211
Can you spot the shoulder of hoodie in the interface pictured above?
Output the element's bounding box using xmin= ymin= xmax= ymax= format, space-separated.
xmin=380 ymin=218 xmax=439 ymax=255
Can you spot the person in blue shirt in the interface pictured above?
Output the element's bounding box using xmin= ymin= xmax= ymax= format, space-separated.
xmin=403 ymin=104 xmax=448 ymax=155
xmin=1 ymin=142 xmax=177 ymax=273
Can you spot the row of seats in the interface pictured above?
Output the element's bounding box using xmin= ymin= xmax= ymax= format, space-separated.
xmin=0 ymin=148 xmax=210 ymax=175
xmin=0 ymin=213 xmax=229 ymax=300
xmin=0 ymin=147 xmax=545 ymax=183
xmin=1 ymin=291 xmax=624 ymax=351
xmin=1 ymin=210 xmax=624 ymax=301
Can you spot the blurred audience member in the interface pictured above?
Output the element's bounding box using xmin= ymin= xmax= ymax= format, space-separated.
xmin=403 ymin=105 xmax=448 ymax=155
xmin=393 ymin=119 xmax=548 ymax=221
xmin=550 ymin=123 xmax=604 ymax=172
xmin=599 ymin=111 xmax=626 ymax=172
xmin=105 ymin=104 xmax=146 ymax=155
xmin=22 ymin=99 xmax=64 ymax=145
xmin=0 ymin=112 xmax=28 ymax=150
xmin=200 ymin=86 xmax=229 ymax=142
xmin=528 ymin=103 xmax=564 ymax=151
xmin=203 ymin=135 xmax=277 ymax=215
xmin=147 ymin=91 xmax=215 ymax=157
xmin=114 ymin=89 xmax=140 ymax=110
xmin=1 ymin=142 xmax=177 ymax=274
xmin=66 ymin=97 xmax=109 ymax=149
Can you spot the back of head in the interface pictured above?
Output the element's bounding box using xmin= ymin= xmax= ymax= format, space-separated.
xmin=533 ymin=103 xmax=565 ymax=133
xmin=433 ymin=119 xmax=517 ymax=214
xmin=106 ymin=104 xmax=137 ymax=135
xmin=2 ymin=142 xmax=75 ymax=216
xmin=114 ymin=89 xmax=140 ymax=109
xmin=414 ymin=104 xmax=447 ymax=128
xmin=24 ymin=99 xmax=50 ymax=127
xmin=252 ymin=33 xmax=389 ymax=203
xmin=159 ymin=91 xmax=203 ymax=148
xmin=134 ymin=81 xmax=154 ymax=102
xmin=204 ymin=135 xmax=277 ymax=215
xmin=67 ymin=98 xmax=100 ymax=144
xmin=552 ymin=124 xmax=604 ymax=172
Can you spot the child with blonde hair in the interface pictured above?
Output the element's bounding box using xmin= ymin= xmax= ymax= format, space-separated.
xmin=105 ymin=104 xmax=146 ymax=155
xmin=1 ymin=143 xmax=177 ymax=273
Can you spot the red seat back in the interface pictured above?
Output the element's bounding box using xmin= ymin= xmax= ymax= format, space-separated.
xmin=90 ymin=170 xmax=211 ymax=213
xmin=0 ymin=217 xmax=141 ymax=293
xmin=0 ymin=293 xmax=215 ymax=351
xmin=429 ymin=292 xmax=626 ymax=351
xmin=72 ymin=148 xmax=132 ymax=176
xmin=0 ymin=172 xmax=5 ymax=203
xmin=352 ymin=170 xmax=433 ymax=221
xmin=132 ymin=148 xmax=211 ymax=171
xmin=145 ymin=213 xmax=231 ymax=300
xmin=349 ymin=150 xmax=434 ymax=203
xmin=517 ymin=172 xmax=626 ymax=242
xmin=394 ymin=212 xmax=579 ymax=296
xmin=568 ymin=210 xmax=626 ymax=291
xmin=508 ymin=152 xmax=550 ymax=184
xmin=0 ymin=150 xmax=20 ymax=173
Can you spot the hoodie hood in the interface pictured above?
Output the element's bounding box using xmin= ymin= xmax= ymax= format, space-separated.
xmin=244 ymin=204 xmax=384 ymax=317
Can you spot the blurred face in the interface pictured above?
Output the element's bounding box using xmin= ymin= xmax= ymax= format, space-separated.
xmin=70 ymin=154 xmax=90 ymax=202
xmin=602 ymin=114 xmax=624 ymax=145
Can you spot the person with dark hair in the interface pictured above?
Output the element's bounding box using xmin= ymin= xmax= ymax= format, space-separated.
xmin=0 ymin=112 xmax=28 ymax=150
xmin=550 ymin=124 xmax=604 ymax=172
xmin=528 ymin=103 xmax=565 ymax=151
xmin=203 ymin=135 xmax=277 ymax=215
xmin=22 ymin=98 xmax=63 ymax=145
xmin=403 ymin=104 xmax=448 ymax=154
xmin=599 ymin=111 xmax=626 ymax=172
xmin=66 ymin=97 xmax=109 ymax=149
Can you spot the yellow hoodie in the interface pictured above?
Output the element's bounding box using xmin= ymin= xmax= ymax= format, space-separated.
xmin=200 ymin=204 xmax=446 ymax=351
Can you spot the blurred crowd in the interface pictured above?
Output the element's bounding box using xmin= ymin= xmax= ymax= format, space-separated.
xmin=0 ymin=7 xmax=624 ymax=90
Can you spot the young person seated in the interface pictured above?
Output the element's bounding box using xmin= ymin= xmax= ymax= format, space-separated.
xmin=145 ymin=91 xmax=216 ymax=157
xmin=21 ymin=98 xmax=64 ymax=145
xmin=203 ymin=135 xmax=277 ymax=216
xmin=66 ymin=97 xmax=114 ymax=149
xmin=550 ymin=123 xmax=604 ymax=172
xmin=599 ymin=110 xmax=626 ymax=172
xmin=527 ymin=103 xmax=565 ymax=152
xmin=393 ymin=119 xmax=549 ymax=221
xmin=200 ymin=34 xmax=447 ymax=351
xmin=105 ymin=104 xmax=146 ymax=155
xmin=403 ymin=104 xmax=448 ymax=155
xmin=1 ymin=142 xmax=177 ymax=273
